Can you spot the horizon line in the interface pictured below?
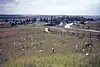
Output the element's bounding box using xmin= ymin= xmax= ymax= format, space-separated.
xmin=0 ymin=14 xmax=100 ymax=16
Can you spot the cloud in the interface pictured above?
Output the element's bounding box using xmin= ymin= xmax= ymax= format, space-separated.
xmin=0 ymin=0 xmax=16 ymax=5
xmin=0 ymin=0 xmax=100 ymax=15
xmin=0 ymin=0 xmax=18 ymax=14
xmin=86 ymin=3 xmax=100 ymax=15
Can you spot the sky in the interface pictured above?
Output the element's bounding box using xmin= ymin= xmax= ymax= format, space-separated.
xmin=0 ymin=0 xmax=100 ymax=15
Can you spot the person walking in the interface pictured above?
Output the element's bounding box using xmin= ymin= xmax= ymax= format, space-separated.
xmin=52 ymin=47 xmax=55 ymax=54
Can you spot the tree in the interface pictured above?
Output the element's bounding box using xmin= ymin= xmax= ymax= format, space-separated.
xmin=87 ymin=18 xmax=94 ymax=21
xmin=45 ymin=18 xmax=49 ymax=22
xmin=32 ymin=17 xmax=36 ymax=23
xmin=80 ymin=16 xmax=85 ymax=24
xmin=4 ymin=19 xmax=8 ymax=22
xmin=39 ymin=18 xmax=43 ymax=21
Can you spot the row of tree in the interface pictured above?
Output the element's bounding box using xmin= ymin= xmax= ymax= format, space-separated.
xmin=2 ymin=17 xmax=37 ymax=26
xmin=1 ymin=16 xmax=94 ymax=26
xmin=38 ymin=16 xmax=94 ymax=25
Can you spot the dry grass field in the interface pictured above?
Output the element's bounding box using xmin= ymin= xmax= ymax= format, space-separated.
xmin=0 ymin=22 xmax=100 ymax=67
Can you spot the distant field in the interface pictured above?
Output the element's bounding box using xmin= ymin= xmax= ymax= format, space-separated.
xmin=72 ymin=22 xmax=100 ymax=31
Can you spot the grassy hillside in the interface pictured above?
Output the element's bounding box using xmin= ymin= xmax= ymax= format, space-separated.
xmin=4 ymin=53 xmax=89 ymax=67
xmin=0 ymin=22 xmax=100 ymax=67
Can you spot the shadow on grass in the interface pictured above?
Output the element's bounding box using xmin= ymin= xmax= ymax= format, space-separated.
xmin=88 ymin=55 xmax=100 ymax=67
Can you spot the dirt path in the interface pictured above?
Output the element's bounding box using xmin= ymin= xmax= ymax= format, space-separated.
xmin=64 ymin=23 xmax=100 ymax=33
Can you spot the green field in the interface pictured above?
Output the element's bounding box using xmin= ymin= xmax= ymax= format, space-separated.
xmin=4 ymin=53 xmax=89 ymax=67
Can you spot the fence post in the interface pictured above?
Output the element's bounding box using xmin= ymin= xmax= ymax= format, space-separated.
xmin=63 ymin=32 xmax=66 ymax=36
xmin=97 ymin=35 xmax=100 ymax=40
xmin=90 ymin=33 xmax=91 ymax=39
xmin=67 ymin=31 xmax=69 ymax=35
xmin=77 ymin=33 xmax=79 ymax=37
xmin=82 ymin=33 xmax=84 ymax=38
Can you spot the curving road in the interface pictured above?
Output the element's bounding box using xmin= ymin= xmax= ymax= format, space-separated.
xmin=64 ymin=23 xmax=100 ymax=33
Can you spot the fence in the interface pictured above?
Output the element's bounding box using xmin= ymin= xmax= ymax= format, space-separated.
xmin=52 ymin=28 xmax=100 ymax=40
